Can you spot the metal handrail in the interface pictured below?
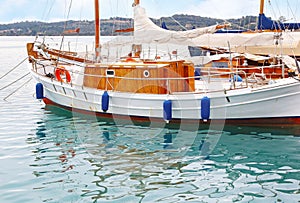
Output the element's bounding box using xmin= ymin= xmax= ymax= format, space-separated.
xmin=32 ymin=58 xmax=254 ymax=94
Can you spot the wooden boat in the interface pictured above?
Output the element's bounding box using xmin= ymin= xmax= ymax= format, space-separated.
xmin=189 ymin=48 xmax=296 ymax=80
xmin=182 ymin=0 xmax=300 ymax=80
xmin=234 ymin=0 xmax=300 ymax=56
xmin=193 ymin=0 xmax=300 ymax=57
xmin=106 ymin=0 xmax=299 ymax=80
xmin=27 ymin=0 xmax=300 ymax=127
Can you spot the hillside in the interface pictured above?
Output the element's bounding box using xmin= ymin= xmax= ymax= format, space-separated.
xmin=0 ymin=15 xmax=258 ymax=36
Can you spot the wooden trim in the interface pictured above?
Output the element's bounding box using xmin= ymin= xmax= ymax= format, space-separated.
xmin=83 ymin=61 xmax=195 ymax=94
xmin=259 ymin=0 xmax=264 ymax=14
xmin=46 ymin=48 xmax=92 ymax=63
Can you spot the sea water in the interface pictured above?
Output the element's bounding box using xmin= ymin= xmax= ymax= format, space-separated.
xmin=0 ymin=36 xmax=300 ymax=203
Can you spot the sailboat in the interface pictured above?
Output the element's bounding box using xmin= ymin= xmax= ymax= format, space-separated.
xmin=177 ymin=0 xmax=300 ymax=80
xmin=200 ymin=0 xmax=300 ymax=57
xmin=27 ymin=0 xmax=300 ymax=127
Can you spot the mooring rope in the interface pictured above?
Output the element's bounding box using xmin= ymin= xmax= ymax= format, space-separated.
xmin=0 ymin=57 xmax=28 ymax=80
xmin=0 ymin=72 xmax=31 ymax=91
xmin=3 ymin=77 xmax=32 ymax=101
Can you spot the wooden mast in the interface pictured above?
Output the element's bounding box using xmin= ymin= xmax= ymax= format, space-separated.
xmin=95 ymin=0 xmax=100 ymax=61
xmin=259 ymin=0 xmax=264 ymax=14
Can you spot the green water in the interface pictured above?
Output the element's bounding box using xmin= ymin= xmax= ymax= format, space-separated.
xmin=0 ymin=36 xmax=300 ymax=203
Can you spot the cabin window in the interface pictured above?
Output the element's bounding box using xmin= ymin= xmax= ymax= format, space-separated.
xmin=188 ymin=46 xmax=202 ymax=56
xmin=106 ymin=70 xmax=115 ymax=77
xmin=212 ymin=62 xmax=228 ymax=68
xmin=143 ymin=70 xmax=150 ymax=77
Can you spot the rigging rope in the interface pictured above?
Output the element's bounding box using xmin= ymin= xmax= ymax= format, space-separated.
xmin=286 ymin=0 xmax=299 ymax=24
xmin=62 ymin=0 xmax=74 ymax=35
xmin=267 ymin=0 xmax=283 ymax=31
xmin=170 ymin=16 xmax=187 ymax=31
xmin=38 ymin=0 xmax=55 ymax=36
xmin=57 ymin=0 xmax=74 ymax=64
xmin=74 ymin=0 xmax=85 ymax=50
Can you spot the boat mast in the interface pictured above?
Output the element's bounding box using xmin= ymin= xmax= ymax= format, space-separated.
xmin=95 ymin=0 xmax=100 ymax=61
xmin=259 ymin=0 xmax=264 ymax=14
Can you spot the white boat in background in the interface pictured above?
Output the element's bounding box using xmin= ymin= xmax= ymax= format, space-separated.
xmin=188 ymin=0 xmax=300 ymax=57
xmin=26 ymin=0 xmax=300 ymax=127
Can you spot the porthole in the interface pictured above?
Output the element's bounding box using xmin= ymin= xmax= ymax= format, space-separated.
xmin=143 ymin=70 xmax=150 ymax=77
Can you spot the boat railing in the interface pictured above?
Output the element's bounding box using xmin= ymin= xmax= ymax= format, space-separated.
xmin=201 ymin=64 xmax=283 ymax=72
xmin=74 ymin=68 xmax=250 ymax=93
xmin=198 ymin=70 xmax=249 ymax=89
xmin=32 ymin=60 xmax=254 ymax=94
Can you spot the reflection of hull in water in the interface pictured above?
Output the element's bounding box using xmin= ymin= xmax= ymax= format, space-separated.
xmin=36 ymin=106 xmax=300 ymax=172
xmin=33 ymin=106 xmax=300 ymax=203
xmin=44 ymin=104 xmax=300 ymax=136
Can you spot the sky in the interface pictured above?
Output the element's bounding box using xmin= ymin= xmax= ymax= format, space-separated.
xmin=0 ymin=0 xmax=300 ymax=24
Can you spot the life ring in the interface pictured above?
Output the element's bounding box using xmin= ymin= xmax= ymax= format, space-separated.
xmin=55 ymin=66 xmax=71 ymax=83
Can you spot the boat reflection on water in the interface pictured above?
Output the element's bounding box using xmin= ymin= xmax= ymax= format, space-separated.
xmin=30 ymin=105 xmax=300 ymax=202
xmin=44 ymin=104 xmax=300 ymax=136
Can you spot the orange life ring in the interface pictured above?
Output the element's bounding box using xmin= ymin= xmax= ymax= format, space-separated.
xmin=55 ymin=66 xmax=71 ymax=83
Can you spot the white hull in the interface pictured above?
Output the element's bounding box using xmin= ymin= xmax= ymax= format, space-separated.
xmin=31 ymin=68 xmax=300 ymax=124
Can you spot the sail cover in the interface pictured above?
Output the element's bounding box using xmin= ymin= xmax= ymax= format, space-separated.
xmin=258 ymin=13 xmax=300 ymax=30
xmin=133 ymin=5 xmax=218 ymax=43
xmin=133 ymin=5 xmax=279 ymax=47
xmin=105 ymin=5 xmax=300 ymax=52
